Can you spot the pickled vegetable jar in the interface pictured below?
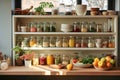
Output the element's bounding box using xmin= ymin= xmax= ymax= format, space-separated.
xmin=47 ymin=54 xmax=54 ymax=65
xmin=69 ymin=36 xmax=75 ymax=47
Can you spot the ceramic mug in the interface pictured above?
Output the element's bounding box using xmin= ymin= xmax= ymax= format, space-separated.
xmin=75 ymin=5 xmax=87 ymax=16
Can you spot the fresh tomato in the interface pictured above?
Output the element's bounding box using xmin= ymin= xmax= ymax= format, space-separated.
xmin=73 ymin=59 xmax=78 ymax=63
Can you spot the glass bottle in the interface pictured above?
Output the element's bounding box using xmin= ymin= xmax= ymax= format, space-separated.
xmin=49 ymin=22 xmax=56 ymax=32
xmin=56 ymin=36 xmax=62 ymax=47
xmin=88 ymin=37 xmax=95 ymax=48
xmin=62 ymin=36 xmax=69 ymax=47
xmin=69 ymin=36 xmax=75 ymax=47
xmin=29 ymin=36 xmax=37 ymax=47
xmin=89 ymin=22 xmax=96 ymax=32
xmin=50 ymin=36 xmax=56 ymax=47
xmin=73 ymin=22 xmax=80 ymax=32
xmin=81 ymin=37 xmax=87 ymax=48
xmin=108 ymin=18 xmax=112 ymax=32
xmin=59 ymin=3 xmax=65 ymax=15
xmin=43 ymin=36 xmax=49 ymax=47
xmin=39 ymin=54 xmax=46 ymax=65
xmin=75 ymin=36 xmax=81 ymax=48
xmin=47 ymin=54 xmax=54 ymax=65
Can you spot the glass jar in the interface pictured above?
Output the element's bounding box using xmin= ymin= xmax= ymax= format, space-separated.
xmin=42 ymin=22 xmax=50 ymax=32
xmin=88 ymin=37 xmax=95 ymax=48
xmin=56 ymin=36 xmax=62 ymax=47
xmin=97 ymin=24 xmax=102 ymax=32
xmin=59 ymin=3 xmax=65 ymax=15
xmin=65 ymin=5 xmax=72 ymax=15
xmin=47 ymin=54 xmax=54 ymax=65
xmin=89 ymin=22 xmax=96 ymax=32
xmin=43 ymin=36 xmax=49 ymax=47
xmin=73 ymin=22 xmax=80 ymax=32
xmin=62 ymin=36 xmax=69 ymax=47
xmin=75 ymin=36 xmax=81 ymax=48
xmin=69 ymin=36 xmax=75 ymax=47
xmin=108 ymin=36 xmax=115 ymax=48
xmin=50 ymin=36 xmax=56 ymax=47
xmin=21 ymin=37 xmax=29 ymax=47
xmin=81 ymin=22 xmax=88 ymax=32
xmin=55 ymin=54 xmax=61 ymax=65
xmin=29 ymin=36 xmax=37 ymax=47
xmin=33 ymin=54 xmax=39 ymax=66
xmin=30 ymin=22 xmax=37 ymax=32
xmin=62 ymin=54 xmax=69 ymax=65
xmin=81 ymin=37 xmax=87 ymax=48
xmin=36 ymin=22 xmax=42 ymax=32
xmin=49 ymin=22 xmax=56 ymax=32
xmin=36 ymin=36 xmax=43 ymax=47
xmin=0 ymin=60 xmax=8 ymax=70
xmin=39 ymin=54 xmax=46 ymax=65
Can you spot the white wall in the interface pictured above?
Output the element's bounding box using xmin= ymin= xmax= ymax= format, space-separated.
xmin=0 ymin=0 xmax=12 ymax=57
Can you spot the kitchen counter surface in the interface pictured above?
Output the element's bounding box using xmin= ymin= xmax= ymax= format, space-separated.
xmin=0 ymin=66 xmax=120 ymax=76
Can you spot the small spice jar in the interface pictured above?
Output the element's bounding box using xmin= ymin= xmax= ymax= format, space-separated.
xmin=39 ymin=54 xmax=46 ymax=65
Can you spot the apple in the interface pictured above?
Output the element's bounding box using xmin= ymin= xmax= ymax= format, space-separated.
xmin=73 ymin=59 xmax=78 ymax=63
xmin=100 ymin=57 xmax=106 ymax=62
xmin=110 ymin=59 xmax=115 ymax=64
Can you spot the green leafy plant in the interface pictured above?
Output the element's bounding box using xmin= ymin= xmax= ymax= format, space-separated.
xmin=34 ymin=2 xmax=54 ymax=15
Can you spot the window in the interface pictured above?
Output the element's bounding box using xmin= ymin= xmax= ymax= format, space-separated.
xmin=82 ymin=0 xmax=108 ymax=10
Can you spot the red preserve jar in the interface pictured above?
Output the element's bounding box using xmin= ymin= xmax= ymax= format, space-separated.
xmin=39 ymin=54 xmax=46 ymax=65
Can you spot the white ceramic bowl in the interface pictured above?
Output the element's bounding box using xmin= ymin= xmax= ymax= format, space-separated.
xmin=61 ymin=24 xmax=73 ymax=32
xmin=73 ymin=62 xmax=92 ymax=68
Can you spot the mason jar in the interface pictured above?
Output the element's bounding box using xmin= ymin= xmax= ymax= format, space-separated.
xmin=43 ymin=36 xmax=49 ymax=47
xmin=56 ymin=36 xmax=62 ymax=47
xmin=50 ymin=36 xmax=56 ymax=47
xmin=49 ymin=22 xmax=56 ymax=32
xmin=62 ymin=36 xmax=69 ymax=47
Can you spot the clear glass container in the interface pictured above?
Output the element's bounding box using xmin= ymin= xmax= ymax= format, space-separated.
xmin=69 ymin=36 xmax=75 ymax=47
xmin=75 ymin=36 xmax=81 ymax=48
xmin=81 ymin=37 xmax=87 ymax=48
xmin=97 ymin=24 xmax=102 ymax=32
xmin=49 ymin=22 xmax=56 ymax=32
xmin=36 ymin=22 xmax=42 ymax=32
xmin=55 ymin=54 xmax=61 ymax=65
xmin=88 ymin=37 xmax=95 ymax=48
xmin=62 ymin=54 xmax=69 ymax=65
xmin=39 ymin=54 xmax=46 ymax=65
xmin=43 ymin=36 xmax=49 ymax=47
xmin=81 ymin=21 xmax=88 ymax=32
xmin=29 ymin=36 xmax=37 ymax=47
xmin=56 ymin=36 xmax=62 ymax=47
xmin=59 ymin=3 xmax=65 ymax=15
xmin=30 ymin=22 xmax=37 ymax=32
xmin=73 ymin=22 xmax=80 ymax=32
xmin=50 ymin=36 xmax=56 ymax=47
xmin=89 ymin=22 xmax=96 ymax=32
xmin=21 ymin=37 xmax=29 ymax=47
xmin=62 ymin=36 xmax=69 ymax=47
xmin=42 ymin=22 xmax=50 ymax=32
xmin=36 ymin=36 xmax=43 ymax=47
xmin=47 ymin=54 xmax=54 ymax=65
xmin=65 ymin=5 xmax=72 ymax=15
xmin=108 ymin=36 xmax=115 ymax=48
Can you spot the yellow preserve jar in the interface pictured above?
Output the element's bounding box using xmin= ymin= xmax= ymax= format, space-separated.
xmin=47 ymin=54 xmax=54 ymax=65
xmin=69 ymin=36 xmax=75 ymax=47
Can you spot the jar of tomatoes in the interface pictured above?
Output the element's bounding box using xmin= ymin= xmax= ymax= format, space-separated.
xmin=39 ymin=54 xmax=46 ymax=65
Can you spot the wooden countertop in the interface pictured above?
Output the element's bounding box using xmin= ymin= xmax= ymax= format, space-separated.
xmin=0 ymin=66 xmax=120 ymax=76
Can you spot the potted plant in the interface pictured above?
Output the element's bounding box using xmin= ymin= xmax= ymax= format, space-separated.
xmin=34 ymin=2 xmax=54 ymax=15
xmin=20 ymin=50 xmax=34 ymax=67
xmin=12 ymin=46 xmax=25 ymax=66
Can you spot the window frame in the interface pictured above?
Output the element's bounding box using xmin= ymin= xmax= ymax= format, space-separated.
xmin=15 ymin=0 xmax=115 ymax=10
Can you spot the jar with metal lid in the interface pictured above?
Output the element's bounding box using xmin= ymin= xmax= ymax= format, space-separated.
xmin=81 ymin=21 xmax=88 ymax=32
xmin=65 ymin=5 xmax=72 ymax=15
xmin=47 ymin=54 xmax=54 ymax=65
xmin=50 ymin=36 xmax=56 ymax=47
xmin=62 ymin=36 xmax=69 ymax=47
xmin=56 ymin=36 xmax=62 ymax=47
xmin=75 ymin=36 xmax=81 ymax=47
xmin=39 ymin=54 xmax=46 ymax=65
xmin=69 ymin=36 xmax=75 ymax=47
xmin=33 ymin=54 xmax=39 ymax=66
xmin=62 ymin=54 xmax=69 ymax=65
xmin=29 ymin=36 xmax=37 ymax=47
xmin=30 ymin=22 xmax=37 ymax=32
xmin=43 ymin=36 xmax=49 ymax=47
xmin=21 ymin=37 xmax=29 ymax=47
xmin=89 ymin=22 xmax=96 ymax=32
xmin=59 ymin=3 xmax=65 ymax=15
xmin=73 ymin=22 xmax=80 ymax=32
xmin=108 ymin=36 xmax=115 ymax=48
xmin=49 ymin=22 xmax=56 ymax=32
xmin=88 ymin=37 xmax=95 ymax=48
xmin=42 ymin=22 xmax=50 ymax=32
xmin=97 ymin=24 xmax=102 ymax=32
xmin=36 ymin=36 xmax=43 ymax=47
